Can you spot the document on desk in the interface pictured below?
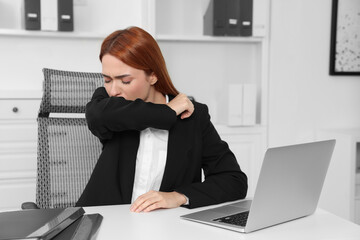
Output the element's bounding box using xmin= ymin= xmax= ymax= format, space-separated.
xmin=0 ymin=207 xmax=84 ymax=240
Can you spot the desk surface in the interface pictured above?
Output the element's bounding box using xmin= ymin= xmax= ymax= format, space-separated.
xmin=85 ymin=203 xmax=360 ymax=240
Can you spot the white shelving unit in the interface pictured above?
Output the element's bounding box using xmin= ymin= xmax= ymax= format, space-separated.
xmin=0 ymin=0 xmax=270 ymax=128
xmin=152 ymin=0 xmax=270 ymax=127
xmin=0 ymin=0 xmax=271 ymax=209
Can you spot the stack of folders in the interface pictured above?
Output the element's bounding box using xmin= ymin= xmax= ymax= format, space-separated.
xmin=204 ymin=0 xmax=253 ymax=36
xmin=0 ymin=207 xmax=103 ymax=240
xmin=24 ymin=0 xmax=74 ymax=31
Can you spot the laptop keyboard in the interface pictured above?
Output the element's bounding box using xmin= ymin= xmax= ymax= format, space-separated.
xmin=213 ymin=211 xmax=249 ymax=227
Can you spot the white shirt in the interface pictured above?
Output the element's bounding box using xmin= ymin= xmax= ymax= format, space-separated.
xmin=131 ymin=95 xmax=169 ymax=203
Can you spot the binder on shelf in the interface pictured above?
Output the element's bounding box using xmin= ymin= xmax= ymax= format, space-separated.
xmin=227 ymin=83 xmax=257 ymax=126
xmin=41 ymin=0 xmax=58 ymax=31
xmin=0 ymin=207 xmax=85 ymax=240
xmin=239 ymin=0 xmax=253 ymax=36
xmin=40 ymin=0 xmax=74 ymax=31
xmin=204 ymin=0 xmax=227 ymax=36
xmin=226 ymin=0 xmax=241 ymax=36
xmin=24 ymin=0 xmax=41 ymax=30
xmin=58 ymin=0 xmax=74 ymax=31
xmin=204 ymin=0 xmax=253 ymax=37
xmin=242 ymin=84 xmax=257 ymax=125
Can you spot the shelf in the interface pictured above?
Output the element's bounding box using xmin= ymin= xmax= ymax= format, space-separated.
xmin=214 ymin=124 xmax=266 ymax=134
xmin=0 ymin=90 xmax=42 ymax=99
xmin=155 ymin=34 xmax=264 ymax=43
xmin=0 ymin=29 xmax=264 ymax=43
xmin=0 ymin=29 xmax=106 ymax=39
xmin=0 ymin=29 xmax=264 ymax=45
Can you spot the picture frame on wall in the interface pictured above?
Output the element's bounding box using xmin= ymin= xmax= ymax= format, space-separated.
xmin=329 ymin=0 xmax=360 ymax=75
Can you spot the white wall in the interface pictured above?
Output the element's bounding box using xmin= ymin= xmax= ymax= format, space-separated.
xmin=268 ymin=0 xmax=360 ymax=147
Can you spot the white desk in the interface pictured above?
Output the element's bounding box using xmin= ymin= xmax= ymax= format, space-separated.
xmin=85 ymin=203 xmax=360 ymax=240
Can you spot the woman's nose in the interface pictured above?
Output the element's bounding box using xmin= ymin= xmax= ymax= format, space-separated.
xmin=109 ymin=82 xmax=122 ymax=97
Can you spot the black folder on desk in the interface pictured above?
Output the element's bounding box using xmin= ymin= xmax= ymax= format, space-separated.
xmin=53 ymin=214 xmax=103 ymax=240
xmin=0 ymin=207 xmax=84 ymax=240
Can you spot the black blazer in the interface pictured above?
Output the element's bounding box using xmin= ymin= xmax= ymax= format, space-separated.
xmin=76 ymin=87 xmax=247 ymax=208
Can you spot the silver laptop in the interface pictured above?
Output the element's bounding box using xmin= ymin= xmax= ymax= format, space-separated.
xmin=181 ymin=140 xmax=336 ymax=233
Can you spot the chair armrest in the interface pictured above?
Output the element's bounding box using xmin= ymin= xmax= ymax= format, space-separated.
xmin=21 ymin=202 xmax=40 ymax=210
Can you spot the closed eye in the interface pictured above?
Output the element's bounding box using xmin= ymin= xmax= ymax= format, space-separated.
xmin=102 ymin=73 xmax=132 ymax=84
xmin=121 ymin=76 xmax=133 ymax=85
xmin=122 ymin=80 xmax=131 ymax=85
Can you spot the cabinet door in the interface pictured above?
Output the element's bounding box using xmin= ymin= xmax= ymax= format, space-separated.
xmin=316 ymin=130 xmax=358 ymax=222
xmin=0 ymin=99 xmax=39 ymax=211
xmin=219 ymin=132 xmax=265 ymax=197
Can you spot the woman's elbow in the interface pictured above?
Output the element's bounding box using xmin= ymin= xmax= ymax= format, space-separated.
xmin=86 ymin=105 xmax=113 ymax=140
xmin=236 ymin=172 xmax=248 ymax=199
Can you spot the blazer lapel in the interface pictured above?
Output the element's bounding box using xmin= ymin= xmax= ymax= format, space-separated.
xmin=117 ymin=130 xmax=139 ymax=203
xmin=160 ymin=117 xmax=193 ymax=191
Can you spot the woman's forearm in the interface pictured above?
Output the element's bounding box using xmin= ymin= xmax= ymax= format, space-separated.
xmin=86 ymin=87 xmax=177 ymax=140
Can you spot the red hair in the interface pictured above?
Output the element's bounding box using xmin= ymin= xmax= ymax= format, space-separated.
xmin=99 ymin=26 xmax=179 ymax=96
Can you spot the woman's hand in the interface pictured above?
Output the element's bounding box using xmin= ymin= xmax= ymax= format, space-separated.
xmin=130 ymin=190 xmax=187 ymax=213
xmin=167 ymin=93 xmax=194 ymax=119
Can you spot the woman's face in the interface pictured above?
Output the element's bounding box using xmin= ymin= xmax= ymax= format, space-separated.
xmin=101 ymin=54 xmax=157 ymax=101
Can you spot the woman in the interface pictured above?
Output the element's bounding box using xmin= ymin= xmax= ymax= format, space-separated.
xmin=76 ymin=26 xmax=248 ymax=212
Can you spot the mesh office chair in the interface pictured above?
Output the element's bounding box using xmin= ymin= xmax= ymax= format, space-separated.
xmin=25 ymin=68 xmax=104 ymax=209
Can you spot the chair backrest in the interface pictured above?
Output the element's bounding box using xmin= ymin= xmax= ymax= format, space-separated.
xmin=36 ymin=68 xmax=103 ymax=208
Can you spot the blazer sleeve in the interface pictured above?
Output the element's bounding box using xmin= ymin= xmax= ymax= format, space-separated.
xmin=175 ymin=104 xmax=248 ymax=208
xmin=86 ymin=87 xmax=177 ymax=140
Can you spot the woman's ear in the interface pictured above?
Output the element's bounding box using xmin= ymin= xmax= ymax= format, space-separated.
xmin=149 ymin=72 xmax=158 ymax=85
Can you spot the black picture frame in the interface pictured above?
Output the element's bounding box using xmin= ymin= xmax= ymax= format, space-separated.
xmin=329 ymin=0 xmax=360 ymax=75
